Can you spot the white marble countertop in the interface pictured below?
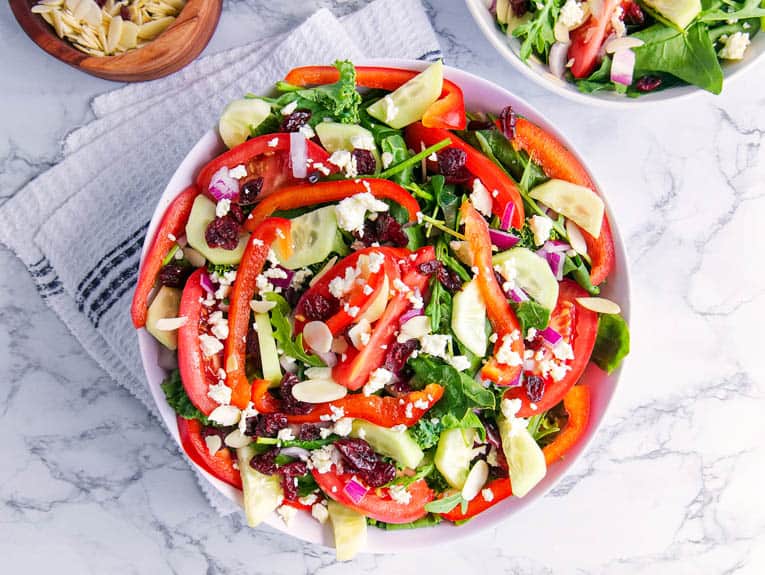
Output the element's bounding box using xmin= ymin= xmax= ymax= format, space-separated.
xmin=1 ymin=1 xmax=763 ymax=573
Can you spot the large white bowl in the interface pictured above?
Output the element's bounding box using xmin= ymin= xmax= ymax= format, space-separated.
xmin=465 ymin=0 xmax=765 ymax=107
xmin=137 ymin=59 xmax=631 ymax=552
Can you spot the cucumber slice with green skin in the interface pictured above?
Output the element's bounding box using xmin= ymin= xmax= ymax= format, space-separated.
xmin=237 ymin=445 xmax=283 ymax=527
xmin=642 ymin=0 xmax=701 ymax=29
xmin=185 ymin=195 xmax=250 ymax=266
xmin=434 ymin=427 xmax=477 ymax=489
xmin=327 ymin=500 xmax=368 ymax=561
xmin=146 ymin=286 xmax=182 ymax=350
xmin=350 ymin=420 xmax=424 ymax=469
xmin=529 ymin=179 xmax=605 ymax=239
xmin=367 ymin=60 xmax=444 ymax=129
xmin=274 ymin=206 xmax=342 ymax=270
xmin=219 ymin=98 xmax=271 ymax=149
xmin=255 ymin=312 xmax=281 ymax=384
xmin=497 ymin=416 xmax=546 ymax=498
xmin=315 ymin=122 xmax=382 ymax=175
xmin=492 ymin=247 xmax=559 ymax=311
xmin=451 ymin=279 xmax=488 ymax=357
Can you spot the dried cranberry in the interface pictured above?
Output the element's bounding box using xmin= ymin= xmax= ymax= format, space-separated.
xmin=205 ymin=216 xmax=240 ymax=250
xmin=635 ymin=75 xmax=662 ymax=93
xmin=353 ymin=212 xmax=408 ymax=247
xmin=622 ymin=1 xmax=645 ymax=26
xmin=498 ymin=106 xmax=517 ymax=140
xmin=245 ymin=327 xmax=263 ymax=374
xmin=334 ymin=438 xmax=396 ymax=487
xmin=243 ymin=415 xmax=259 ymax=436
xmin=228 ymin=203 xmax=246 ymax=224
xmin=279 ymin=460 xmax=308 ymax=500
xmin=298 ymin=424 xmax=322 ymax=441
xmin=525 ymin=375 xmax=545 ymax=403
xmin=365 ymin=461 xmax=397 ymax=487
xmin=467 ymin=119 xmax=494 ymax=131
xmin=254 ymin=413 xmax=288 ymax=438
xmin=280 ymin=109 xmax=312 ymax=132
xmin=280 ymin=373 xmax=314 ymax=415
xmin=240 ymin=178 xmax=263 ymax=205
xmin=509 ymin=0 xmax=528 ymax=17
xmin=157 ymin=263 xmax=190 ymax=288
xmin=385 ymin=380 xmax=413 ymax=397
xmin=383 ymin=339 xmax=419 ymax=374
xmin=301 ymin=293 xmax=337 ymax=321
xmin=437 ymin=265 xmax=463 ymax=294
xmin=437 ymin=148 xmax=467 ymax=177
xmin=201 ymin=425 xmax=231 ymax=444
xmin=249 ymin=448 xmax=278 ymax=475
xmin=417 ymin=260 xmax=440 ymax=275
xmin=351 ymin=149 xmax=377 ymax=174
xmin=120 ymin=6 xmax=131 ymax=21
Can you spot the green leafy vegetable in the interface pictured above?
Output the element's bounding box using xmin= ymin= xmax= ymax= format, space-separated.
xmin=379 ymin=139 xmax=451 ymax=179
xmin=368 ymin=514 xmax=443 ymax=530
xmin=292 ymin=60 xmax=362 ymax=124
xmin=264 ymin=293 xmax=325 ymax=367
xmin=511 ymin=300 xmax=551 ymax=333
xmin=512 ymin=0 xmax=562 ymax=61
xmin=425 ymin=276 xmax=453 ymax=334
xmin=592 ymin=313 xmax=630 ymax=374
xmin=410 ymin=418 xmax=442 ymax=450
xmin=424 ymin=492 xmax=465 ymax=514
xmin=700 ymin=0 xmax=765 ymax=22
xmin=161 ymin=369 xmax=210 ymax=426
xmin=527 ymin=410 xmax=561 ymax=446
xmin=297 ymin=474 xmax=319 ymax=498
xmin=380 ymin=134 xmax=413 ymax=185
xmin=257 ymin=436 xmax=337 ymax=450
xmin=563 ymin=254 xmax=600 ymax=295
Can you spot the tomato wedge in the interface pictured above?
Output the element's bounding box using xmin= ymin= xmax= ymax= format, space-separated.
xmin=440 ymin=478 xmax=513 ymax=522
xmin=284 ymin=65 xmax=466 ymax=130
xmin=543 ymin=385 xmax=591 ymax=466
xmin=131 ymin=185 xmax=198 ymax=328
xmin=512 ymin=117 xmax=615 ymax=286
xmin=197 ymin=133 xmax=334 ymax=200
xmin=244 ymin=179 xmax=421 ymax=232
xmin=176 ymin=416 xmax=242 ymax=489
xmin=405 ymin=122 xmax=525 ymax=229
xmin=567 ymin=0 xmax=622 ymax=79
xmin=225 ymin=219 xmax=292 ymax=409
xmin=504 ymin=280 xmax=598 ymax=418
xmin=312 ymin=466 xmax=434 ymax=523
xmin=177 ymin=268 xmax=221 ymax=415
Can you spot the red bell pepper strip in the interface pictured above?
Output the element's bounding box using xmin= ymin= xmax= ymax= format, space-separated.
xmin=225 ymin=218 xmax=293 ymax=409
xmin=460 ymin=202 xmax=524 ymax=385
xmin=440 ymin=478 xmax=513 ymax=522
xmin=244 ymin=179 xmax=421 ymax=232
xmin=131 ymin=185 xmax=198 ymax=328
xmin=196 ymin=133 xmax=335 ymax=197
xmin=543 ymin=385 xmax=591 ymax=465
xmin=405 ymin=122 xmax=525 ymax=229
xmin=177 ymin=268 xmax=221 ymax=415
xmin=283 ymin=65 xmax=466 ymax=130
xmin=512 ymin=118 xmax=615 ymax=286
xmin=176 ymin=416 xmax=242 ymax=489
xmin=312 ymin=466 xmax=434 ymax=524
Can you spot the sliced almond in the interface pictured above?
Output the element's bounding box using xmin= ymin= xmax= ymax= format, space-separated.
xmin=105 ymin=14 xmax=122 ymax=54
xmin=348 ymin=318 xmax=372 ymax=350
xmin=398 ymin=315 xmax=430 ymax=343
xmin=137 ymin=15 xmax=174 ymax=40
xmin=291 ymin=380 xmax=347 ymax=404
xmin=304 ymin=366 xmax=333 ymax=380
xmin=565 ymin=219 xmax=588 ymax=257
xmin=461 ymin=460 xmax=489 ymax=502
xmin=208 ymin=405 xmax=241 ymax=426
xmin=118 ymin=19 xmax=139 ymax=51
xmin=154 ymin=316 xmax=188 ymax=331
xmin=224 ymin=429 xmax=252 ymax=449
xmin=605 ymin=37 xmax=645 ymax=54
xmin=303 ymin=321 xmax=333 ymax=354
xmin=309 ymin=256 xmax=337 ymax=287
xmin=204 ymin=435 xmax=222 ymax=457
xmin=576 ymin=297 xmax=621 ymax=315
xmin=250 ymin=299 xmax=276 ymax=314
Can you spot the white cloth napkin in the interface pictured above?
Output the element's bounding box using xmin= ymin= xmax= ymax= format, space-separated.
xmin=0 ymin=0 xmax=441 ymax=516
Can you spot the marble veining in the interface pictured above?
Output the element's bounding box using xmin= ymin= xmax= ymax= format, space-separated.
xmin=1 ymin=0 xmax=763 ymax=573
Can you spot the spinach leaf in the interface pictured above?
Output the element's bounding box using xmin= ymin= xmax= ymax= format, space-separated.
xmin=511 ymin=301 xmax=551 ymax=333
xmin=512 ymin=0 xmax=562 ymax=61
xmin=576 ymin=57 xmax=615 ymax=94
xmin=563 ymin=254 xmax=600 ymax=295
xmin=264 ymin=293 xmax=325 ymax=367
xmin=633 ymin=23 xmax=723 ymax=94
xmin=380 ymin=133 xmax=413 ymax=185
xmin=161 ymin=369 xmax=210 ymax=425
xmin=592 ymin=313 xmax=630 ymax=374
xmin=297 ymin=474 xmax=319 ymax=498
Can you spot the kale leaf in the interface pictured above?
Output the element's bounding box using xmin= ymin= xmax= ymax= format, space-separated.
xmin=161 ymin=369 xmax=210 ymax=426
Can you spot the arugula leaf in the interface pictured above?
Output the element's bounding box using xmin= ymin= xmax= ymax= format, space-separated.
xmin=424 ymin=492 xmax=465 ymax=514
xmin=527 ymin=411 xmax=561 ymax=445
xmin=425 ymin=276 xmax=453 ymax=334
xmin=380 ymin=134 xmax=413 ymax=185
xmin=592 ymin=313 xmax=630 ymax=374
xmin=633 ymin=23 xmax=724 ymax=94
xmin=512 ymin=0 xmax=562 ymax=61
xmin=257 ymin=435 xmax=337 ymax=450
xmin=563 ymin=254 xmax=600 ymax=295
xmin=700 ymin=0 xmax=765 ymax=22
xmin=511 ymin=300 xmax=551 ymax=333
xmin=161 ymin=369 xmax=210 ymax=426
xmin=292 ymin=60 xmax=362 ymax=124
xmin=264 ymin=293 xmax=325 ymax=367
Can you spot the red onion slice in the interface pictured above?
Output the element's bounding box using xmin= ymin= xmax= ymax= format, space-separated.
xmin=550 ymin=42 xmax=570 ymax=79
xmin=611 ymin=49 xmax=636 ymax=87
xmin=280 ymin=447 xmax=311 ymax=461
xmin=398 ymin=307 xmax=424 ymax=326
xmin=539 ymin=327 xmax=562 ymax=345
xmin=489 ymin=228 xmax=520 ymax=251
xmin=546 ymin=251 xmax=565 ymax=281
xmin=343 ymin=477 xmax=369 ymax=504
xmin=268 ymin=266 xmax=295 ymax=290
xmin=199 ymin=272 xmax=215 ymax=294
xmin=208 ymin=167 xmax=240 ymax=201
xmin=315 ymin=350 xmax=338 ymax=368
xmin=509 ymin=287 xmax=529 ymax=303
xmin=290 ymin=132 xmax=308 ymax=179
xmin=500 ymin=202 xmax=515 ymax=231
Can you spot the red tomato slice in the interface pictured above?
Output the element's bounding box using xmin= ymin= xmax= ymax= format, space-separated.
xmin=504 ymin=280 xmax=598 ymax=418
xmin=312 ymin=466 xmax=433 ymax=524
xmin=568 ymin=0 xmax=622 ymax=78
xmin=176 ymin=416 xmax=242 ymax=489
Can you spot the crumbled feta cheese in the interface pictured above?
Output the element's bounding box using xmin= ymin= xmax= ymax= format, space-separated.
xmin=350 ymin=133 xmax=376 ymax=150
xmin=420 ymin=334 xmax=450 ymax=359
xmin=486 ymin=446 xmax=499 ymax=467
xmin=309 ymin=446 xmax=337 ymax=474
xmin=381 ymin=94 xmax=399 ymax=123
xmin=319 ymin=426 xmax=334 ymax=439
xmin=238 ymin=402 xmax=258 ymax=435
xmin=470 ymin=178 xmax=493 ymax=217
xmin=207 ymin=381 xmax=232 ymax=406
xmin=481 ymin=487 xmax=495 ymax=502
xmin=501 ymin=398 xmax=522 ymax=420
xmin=389 ymin=484 xmax=412 ymax=505
xmin=413 ymin=398 xmax=429 ymax=410
xmin=328 ymin=265 xmax=361 ymax=299
xmin=329 ymin=405 xmax=345 ymax=422
xmin=291 ymin=268 xmax=313 ymax=289
xmin=228 ymin=164 xmax=247 ymax=180
xmin=447 ymin=355 xmax=472 ymax=372
xmin=332 ymin=418 xmax=354 ymax=437
xmin=328 ymin=150 xmax=358 ymax=177
xmin=268 ymin=137 xmax=280 ymax=148
xmin=311 ymin=502 xmax=329 ymax=524
xmin=208 ymin=311 xmax=229 ymax=340
xmin=526 ymin=327 xmax=538 ymax=341
xmin=560 ymin=0 xmax=585 ymax=29
xmin=204 ymin=435 xmax=222 ymax=456
xmin=489 ymin=332 xmax=499 ymax=343
xmin=405 ymin=403 xmax=413 ymax=418
xmin=496 ymin=334 xmax=523 ymax=367
xmin=276 ymin=504 xmax=297 ymax=526
xmin=335 ymin=192 xmax=389 ymax=236
xmin=362 ymin=284 xmax=374 ymax=296
xmin=407 ymin=288 xmax=424 ymax=310
xmin=552 ymin=341 xmax=574 ymax=361
xmin=281 ymin=100 xmax=298 ymax=115
xmin=719 ymin=32 xmax=750 ymax=60
xmin=550 ymin=363 xmax=570 ymax=382
xmin=611 ymin=6 xmax=626 ymax=38
xmin=363 ymin=368 xmax=394 ymax=396
xmin=298 ymin=493 xmax=318 ymax=506
xmin=299 ymin=124 xmax=315 ymax=140
xmin=199 ymin=334 xmax=224 ymax=357
xmin=529 ymin=215 xmax=554 ymax=246
xmin=344 ymin=303 xmax=360 ymax=318
xmin=277 ymin=428 xmax=295 ymax=442
xmin=367 ymin=251 xmax=385 ymax=274
xmin=263 ymin=267 xmax=288 ymax=280
xmin=391 ymin=424 xmax=407 ymax=433
xmin=348 ymin=318 xmax=372 ymax=350
xmin=381 ymin=151 xmax=394 ymax=169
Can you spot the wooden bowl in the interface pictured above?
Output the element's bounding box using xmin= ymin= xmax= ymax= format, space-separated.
xmin=9 ymin=0 xmax=222 ymax=82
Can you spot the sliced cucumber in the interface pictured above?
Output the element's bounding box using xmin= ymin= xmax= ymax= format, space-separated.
xmin=642 ymin=0 xmax=701 ymax=29
xmin=492 ymin=247 xmax=559 ymax=311
xmin=529 ymin=179 xmax=604 ymax=239
xmin=434 ymin=427 xmax=477 ymax=489
xmin=237 ymin=445 xmax=283 ymax=527
xmin=327 ymin=500 xmax=367 ymax=561
xmin=367 ymin=60 xmax=443 ymax=129
xmin=219 ymin=98 xmax=271 ymax=149
xmin=274 ymin=206 xmax=341 ymax=270
xmin=451 ymin=279 xmax=488 ymax=357
xmin=497 ymin=416 xmax=546 ymax=498
xmin=146 ymin=286 xmax=182 ymax=350
xmin=315 ymin=122 xmax=382 ymax=175
xmin=185 ymin=195 xmax=250 ymax=266
xmin=255 ymin=312 xmax=281 ymax=385
xmin=350 ymin=420 xmax=424 ymax=469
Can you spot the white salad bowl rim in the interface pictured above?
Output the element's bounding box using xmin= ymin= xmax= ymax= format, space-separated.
xmin=464 ymin=0 xmax=765 ymax=107
xmin=137 ymin=58 xmax=632 ymax=553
